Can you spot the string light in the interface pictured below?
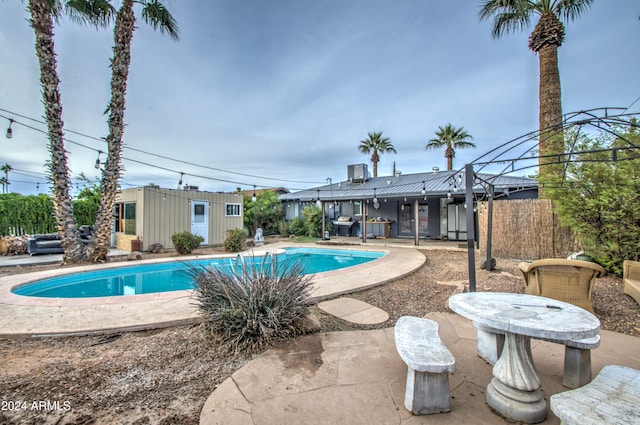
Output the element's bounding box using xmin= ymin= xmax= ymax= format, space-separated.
xmin=178 ymin=172 xmax=184 ymax=188
xmin=94 ymin=151 xmax=103 ymax=169
xmin=5 ymin=118 xmax=13 ymax=139
xmin=0 ymin=108 xmax=324 ymax=186
xmin=252 ymin=185 xmax=257 ymax=202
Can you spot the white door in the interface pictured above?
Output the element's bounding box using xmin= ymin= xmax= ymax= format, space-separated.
xmin=191 ymin=200 xmax=209 ymax=245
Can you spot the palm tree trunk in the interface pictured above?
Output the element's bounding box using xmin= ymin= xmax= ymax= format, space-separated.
xmin=445 ymin=145 xmax=454 ymax=170
xmin=371 ymin=151 xmax=379 ymax=177
xmin=91 ymin=0 xmax=135 ymax=262
xmin=538 ymin=44 xmax=564 ymax=189
xmin=28 ymin=0 xmax=88 ymax=264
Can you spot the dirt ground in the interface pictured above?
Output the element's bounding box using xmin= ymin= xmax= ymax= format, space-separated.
xmin=1 ymin=245 xmax=638 ymax=425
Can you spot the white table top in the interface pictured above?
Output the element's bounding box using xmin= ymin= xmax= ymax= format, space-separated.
xmin=448 ymin=292 xmax=600 ymax=341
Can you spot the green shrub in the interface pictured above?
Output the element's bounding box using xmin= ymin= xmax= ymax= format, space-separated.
xmin=547 ymin=126 xmax=640 ymax=276
xmin=288 ymin=217 xmax=305 ymax=236
xmin=0 ymin=193 xmax=56 ymax=235
xmin=171 ymin=231 xmax=204 ymax=254
xmin=224 ymin=228 xmax=248 ymax=252
xmin=188 ymin=255 xmax=315 ymax=354
xmin=301 ymin=205 xmax=326 ymax=238
xmin=277 ymin=220 xmax=290 ymax=237
xmin=243 ymin=191 xmax=285 ymax=236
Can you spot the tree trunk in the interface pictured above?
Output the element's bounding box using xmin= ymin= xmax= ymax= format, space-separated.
xmin=28 ymin=0 xmax=88 ymax=264
xmin=371 ymin=150 xmax=379 ymax=177
xmin=538 ymin=44 xmax=564 ymax=190
xmin=91 ymin=0 xmax=135 ymax=262
xmin=445 ymin=145 xmax=454 ymax=170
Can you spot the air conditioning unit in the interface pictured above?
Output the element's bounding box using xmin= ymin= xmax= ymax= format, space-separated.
xmin=183 ymin=185 xmax=199 ymax=191
xmin=347 ymin=164 xmax=368 ymax=182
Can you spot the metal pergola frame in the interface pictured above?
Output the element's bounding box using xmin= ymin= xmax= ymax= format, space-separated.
xmin=456 ymin=108 xmax=639 ymax=291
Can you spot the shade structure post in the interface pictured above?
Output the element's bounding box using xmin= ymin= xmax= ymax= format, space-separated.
xmin=465 ymin=163 xmax=476 ymax=292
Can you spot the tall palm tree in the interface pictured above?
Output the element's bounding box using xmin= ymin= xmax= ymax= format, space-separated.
xmin=28 ymin=0 xmax=113 ymax=264
xmin=358 ymin=131 xmax=396 ymax=177
xmin=0 ymin=163 xmax=12 ymax=193
xmin=91 ymin=0 xmax=179 ymax=262
xmin=426 ymin=123 xmax=475 ymax=171
xmin=479 ymin=0 xmax=594 ymax=183
xmin=0 ymin=177 xmax=7 ymax=194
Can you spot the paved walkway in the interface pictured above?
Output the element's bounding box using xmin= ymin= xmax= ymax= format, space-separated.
xmin=200 ymin=312 xmax=640 ymax=425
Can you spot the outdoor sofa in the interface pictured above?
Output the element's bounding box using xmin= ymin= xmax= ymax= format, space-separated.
xmin=623 ymin=260 xmax=640 ymax=305
xmin=26 ymin=226 xmax=92 ymax=255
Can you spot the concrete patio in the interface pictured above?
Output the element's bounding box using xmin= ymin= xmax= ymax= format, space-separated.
xmin=200 ymin=311 xmax=640 ymax=425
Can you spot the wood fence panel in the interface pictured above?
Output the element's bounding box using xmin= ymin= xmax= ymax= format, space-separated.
xmin=478 ymin=199 xmax=580 ymax=261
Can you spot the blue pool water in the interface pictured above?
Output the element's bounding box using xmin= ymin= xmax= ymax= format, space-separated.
xmin=12 ymin=248 xmax=385 ymax=298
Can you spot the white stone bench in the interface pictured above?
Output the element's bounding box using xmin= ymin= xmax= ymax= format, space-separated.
xmin=394 ymin=316 xmax=455 ymax=415
xmin=550 ymin=365 xmax=640 ymax=424
xmin=474 ymin=323 xmax=600 ymax=388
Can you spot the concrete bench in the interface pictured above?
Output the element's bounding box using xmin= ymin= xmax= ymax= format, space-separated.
xmin=550 ymin=365 xmax=640 ymax=424
xmin=394 ymin=316 xmax=455 ymax=415
xmin=474 ymin=323 xmax=599 ymax=388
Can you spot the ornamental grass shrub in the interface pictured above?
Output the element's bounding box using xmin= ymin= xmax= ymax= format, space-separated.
xmin=188 ymin=255 xmax=315 ymax=355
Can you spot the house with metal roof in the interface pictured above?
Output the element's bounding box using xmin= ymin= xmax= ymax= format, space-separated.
xmin=280 ymin=164 xmax=538 ymax=243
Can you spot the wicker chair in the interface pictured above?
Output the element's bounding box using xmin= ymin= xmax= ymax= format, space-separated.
xmin=623 ymin=260 xmax=640 ymax=305
xmin=518 ymin=259 xmax=605 ymax=314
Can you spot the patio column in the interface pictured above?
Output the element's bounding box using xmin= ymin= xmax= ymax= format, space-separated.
xmin=321 ymin=201 xmax=326 ymax=240
xmin=413 ymin=199 xmax=419 ymax=246
xmin=361 ymin=199 xmax=367 ymax=243
xmin=465 ymin=163 xmax=477 ymax=292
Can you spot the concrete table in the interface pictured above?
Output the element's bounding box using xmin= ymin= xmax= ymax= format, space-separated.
xmin=448 ymin=292 xmax=600 ymax=424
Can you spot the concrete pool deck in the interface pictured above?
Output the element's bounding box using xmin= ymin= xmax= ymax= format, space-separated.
xmin=0 ymin=242 xmax=428 ymax=337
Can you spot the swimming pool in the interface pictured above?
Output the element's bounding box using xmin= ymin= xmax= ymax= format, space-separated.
xmin=11 ymin=247 xmax=385 ymax=299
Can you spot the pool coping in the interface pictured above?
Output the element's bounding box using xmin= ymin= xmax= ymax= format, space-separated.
xmin=0 ymin=243 xmax=426 ymax=337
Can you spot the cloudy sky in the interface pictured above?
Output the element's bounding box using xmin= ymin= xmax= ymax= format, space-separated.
xmin=1 ymin=0 xmax=638 ymax=196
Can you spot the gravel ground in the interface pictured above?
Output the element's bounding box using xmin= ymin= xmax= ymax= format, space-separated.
xmin=1 ymin=247 xmax=638 ymax=424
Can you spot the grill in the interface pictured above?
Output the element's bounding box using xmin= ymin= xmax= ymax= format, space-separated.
xmin=332 ymin=217 xmax=356 ymax=236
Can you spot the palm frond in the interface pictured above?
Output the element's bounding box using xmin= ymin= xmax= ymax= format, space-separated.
xmin=64 ymin=0 xmax=115 ymax=28
xmin=479 ymin=0 xmax=534 ymax=38
xmin=358 ymin=131 xmax=396 ymax=153
xmin=555 ymin=0 xmax=594 ymax=22
xmin=141 ymin=0 xmax=180 ymax=41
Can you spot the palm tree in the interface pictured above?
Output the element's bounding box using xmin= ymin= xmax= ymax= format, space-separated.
xmin=0 ymin=177 xmax=7 ymax=194
xmin=479 ymin=0 xmax=594 ymax=183
xmin=0 ymin=163 xmax=12 ymax=193
xmin=28 ymin=0 xmax=113 ymax=264
xmin=91 ymin=0 xmax=179 ymax=262
xmin=358 ymin=131 xmax=396 ymax=178
xmin=426 ymin=124 xmax=475 ymax=171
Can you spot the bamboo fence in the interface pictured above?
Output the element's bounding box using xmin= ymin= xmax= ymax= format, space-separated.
xmin=477 ymin=198 xmax=580 ymax=261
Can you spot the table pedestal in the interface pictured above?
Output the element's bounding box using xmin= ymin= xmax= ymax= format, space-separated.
xmin=485 ymin=332 xmax=547 ymax=424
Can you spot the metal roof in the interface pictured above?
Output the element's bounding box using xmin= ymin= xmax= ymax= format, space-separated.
xmin=279 ymin=170 xmax=537 ymax=201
